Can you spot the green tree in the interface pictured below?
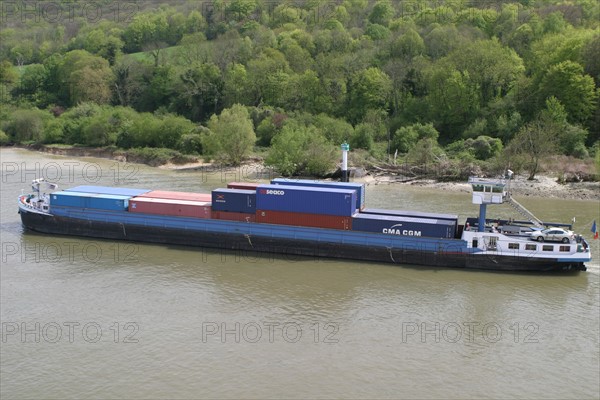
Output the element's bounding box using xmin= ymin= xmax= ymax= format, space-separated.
xmin=392 ymin=123 xmax=439 ymax=154
xmin=205 ymin=104 xmax=256 ymax=165
xmin=10 ymin=41 xmax=34 ymax=67
xmin=223 ymin=63 xmax=251 ymax=107
xmin=465 ymin=136 xmax=503 ymax=160
xmin=246 ymin=48 xmax=290 ymax=105
xmin=540 ymin=97 xmax=589 ymax=157
xmin=406 ymin=138 xmax=445 ymax=166
xmin=43 ymin=119 xmax=65 ymax=144
xmin=4 ymin=108 xmax=50 ymax=143
xmin=347 ymin=67 xmax=392 ymax=123
xmin=368 ymin=1 xmax=394 ymax=26
xmin=12 ymin=64 xmax=47 ymax=106
xmin=350 ymin=123 xmax=374 ymax=150
xmin=266 ymin=123 xmax=336 ymax=176
xmin=279 ymin=37 xmax=313 ymax=73
xmin=0 ymin=60 xmax=18 ymax=85
xmin=70 ymin=27 xmax=124 ymax=65
xmin=256 ymin=116 xmax=280 ymax=147
xmin=391 ymin=29 xmax=425 ymax=59
xmin=285 ymin=70 xmax=331 ymax=114
xmin=425 ymin=66 xmax=479 ymax=138
xmin=506 ymin=116 xmax=560 ymax=180
xmin=0 ymin=129 xmax=9 ymax=145
xmin=446 ymin=39 xmax=525 ymax=107
xmin=538 ymin=61 xmax=598 ymax=123
xmin=59 ymin=102 xmax=102 ymax=144
xmin=173 ymin=63 xmax=223 ymax=122
xmin=365 ymin=24 xmax=390 ymax=41
xmin=424 ymin=25 xmax=461 ymax=59
xmin=123 ymin=12 xmax=169 ymax=52
xmin=313 ymin=114 xmax=354 ymax=145
xmin=543 ymin=12 xmax=569 ymax=34
xmin=581 ymin=34 xmax=600 ymax=84
xmin=58 ymin=50 xmax=114 ymax=106
xmin=157 ymin=114 xmax=196 ymax=149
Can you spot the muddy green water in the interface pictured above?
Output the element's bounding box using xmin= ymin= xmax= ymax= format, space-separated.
xmin=1 ymin=148 xmax=599 ymax=399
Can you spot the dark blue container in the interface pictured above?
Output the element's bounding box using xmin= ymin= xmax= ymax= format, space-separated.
xmin=211 ymin=189 xmax=256 ymax=213
xmin=271 ymin=178 xmax=365 ymax=210
xmin=361 ymin=208 xmax=458 ymax=222
xmin=65 ymin=185 xmax=150 ymax=197
xmin=352 ymin=213 xmax=455 ymax=238
xmin=256 ymin=184 xmax=357 ymax=217
xmin=50 ymin=191 xmax=129 ymax=211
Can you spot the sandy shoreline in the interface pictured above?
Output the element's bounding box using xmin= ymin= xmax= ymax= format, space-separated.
xmin=160 ymin=159 xmax=599 ymax=201
xmin=8 ymin=146 xmax=599 ymax=201
xmin=358 ymin=174 xmax=599 ymax=201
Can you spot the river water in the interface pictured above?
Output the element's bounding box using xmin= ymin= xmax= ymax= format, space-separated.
xmin=1 ymin=148 xmax=599 ymax=399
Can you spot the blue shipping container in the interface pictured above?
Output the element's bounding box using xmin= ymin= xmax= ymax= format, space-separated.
xmin=211 ymin=189 xmax=256 ymax=213
xmin=50 ymin=191 xmax=87 ymax=208
xmin=64 ymin=185 xmax=150 ymax=197
xmin=256 ymin=184 xmax=357 ymax=217
xmin=361 ymin=208 xmax=458 ymax=223
xmin=352 ymin=213 xmax=455 ymax=238
xmin=87 ymin=194 xmax=130 ymax=211
xmin=50 ymin=191 xmax=129 ymax=211
xmin=271 ymin=178 xmax=365 ymax=210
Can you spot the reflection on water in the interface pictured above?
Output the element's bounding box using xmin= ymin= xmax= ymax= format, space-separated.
xmin=1 ymin=148 xmax=599 ymax=399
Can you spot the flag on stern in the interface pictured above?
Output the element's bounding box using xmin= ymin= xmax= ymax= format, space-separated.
xmin=592 ymin=220 xmax=599 ymax=240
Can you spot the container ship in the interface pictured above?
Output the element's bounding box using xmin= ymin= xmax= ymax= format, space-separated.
xmin=18 ymin=176 xmax=591 ymax=272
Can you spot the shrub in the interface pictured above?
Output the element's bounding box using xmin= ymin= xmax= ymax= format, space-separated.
xmin=350 ymin=123 xmax=374 ymax=151
xmin=4 ymin=108 xmax=51 ymax=143
xmin=392 ymin=123 xmax=439 ymax=154
xmin=466 ymin=135 xmax=503 ymax=160
xmin=0 ymin=129 xmax=9 ymax=145
xmin=43 ymin=119 xmax=65 ymax=144
xmin=266 ymin=124 xmax=336 ymax=176
xmin=177 ymin=132 xmax=204 ymax=155
xmin=406 ymin=137 xmax=445 ymax=165
xmin=205 ymin=104 xmax=256 ymax=165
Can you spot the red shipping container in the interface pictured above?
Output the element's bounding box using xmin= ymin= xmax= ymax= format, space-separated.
xmin=227 ymin=182 xmax=261 ymax=190
xmin=137 ymin=190 xmax=212 ymax=202
xmin=255 ymin=210 xmax=352 ymax=230
xmin=129 ymin=197 xmax=211 ymax=218
xmin=211 ymin=210 xmax=256 ymax=222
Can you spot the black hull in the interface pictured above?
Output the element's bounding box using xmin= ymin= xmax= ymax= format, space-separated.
xmin=19 ymin=210 xmax=586 ymax=273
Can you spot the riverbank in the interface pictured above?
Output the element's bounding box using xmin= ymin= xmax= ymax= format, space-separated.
xmin=159 ymin=159 xmax=600 ymax=201
xmin=7 ymin=144 xmax=599 ymax=201
xmin=365 ymin=175 xmax=600 ymax=201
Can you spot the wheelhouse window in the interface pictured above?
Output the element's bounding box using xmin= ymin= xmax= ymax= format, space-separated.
xmin=559 ymin=246 xmax=571 ymax=252
xmin=542 ymin=245 xmax=554 ymax=252
xmin=485 ymin=236 xmax=498 ymax=250
xmin=525 ymin=244 xmax=536 ymax=251
xmin=508 ymin=243 xmax=519 ymax=249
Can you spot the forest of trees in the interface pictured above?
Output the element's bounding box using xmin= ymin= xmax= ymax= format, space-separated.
xmin=1 ymin=0 xmax=598 ymax=178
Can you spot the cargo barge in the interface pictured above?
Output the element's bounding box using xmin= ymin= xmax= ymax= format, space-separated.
xmin=18 ymin=177 xmax=591 ymax=272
